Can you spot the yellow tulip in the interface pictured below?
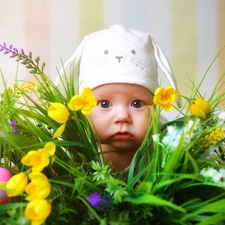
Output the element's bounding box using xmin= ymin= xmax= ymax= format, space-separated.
xmin=48 ymin=103 xmax=70 ymax=138
xmin=25 ymin=172 xmax=51 ymax=201
xmin=21 ymin=150 xmax=50 ymax=172
xmin=6 ymin=172 xmax=28 ymax=197
xmin=190 ymin=98 xmax=210 ymax=119
xmin=38 ymin=142 xmax=56 ymax=156
xmin=48 ymin=102 xmax=70 ymax=124
xmin=153 ymin=86 xmax=178 ymax=111
xmin=68 ymin=88 xmax=97 ymax=115
xmin=25 ymin=199 xmax=51 ymax=225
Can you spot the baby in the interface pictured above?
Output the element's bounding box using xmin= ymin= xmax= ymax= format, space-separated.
xmin=57 ymin=25 xmax=181 ymax=171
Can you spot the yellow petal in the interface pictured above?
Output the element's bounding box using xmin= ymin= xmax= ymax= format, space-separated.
xmin=25 ymin=173 xmax=51 ymax=201
xmin=6 ymin=172 xmax=28 ymax=197
xmin=162 ymin=104 xmax=173 ymax=112
xmin=48 ymin=102 xmax=69 ymax=124
xmin=21 ymin=150 xmax=39 ymax=166
xmin=39 ymin=142 xmax=56 ymax=156
xmin=28 ymin=172 xmax=48 ymax=180
xmin=68 ymin=88 xmax=97 ymax=115
xmin=153 ymin=86 xmax=178 ymax=111
xmin=53 ymin=123 xmax=66 ymax=138
xmin=190 ymin=98 xmax=210 ymax=119
xmin=25 ymin=199 xmax=51 ymax=223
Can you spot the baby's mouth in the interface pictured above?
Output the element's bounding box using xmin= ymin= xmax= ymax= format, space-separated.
xmin=112 ymin=132 xmax=133 ymax=140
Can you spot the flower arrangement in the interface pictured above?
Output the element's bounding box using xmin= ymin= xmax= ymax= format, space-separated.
xmin=0 ymin=42 xmax=225 ymax=225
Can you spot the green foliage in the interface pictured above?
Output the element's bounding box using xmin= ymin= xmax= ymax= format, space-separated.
xmin=0 ymin=45 xmax=225 ymax=224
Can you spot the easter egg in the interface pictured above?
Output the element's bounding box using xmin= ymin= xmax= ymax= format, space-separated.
xmin=0 ymin=167 xmax=12 ymax=204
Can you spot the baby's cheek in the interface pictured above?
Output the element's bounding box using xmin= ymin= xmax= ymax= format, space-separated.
xmin=144 ymin=107 xmax=153 ymax=121
xmin=87 ymin=116 xmax=102 ymax=138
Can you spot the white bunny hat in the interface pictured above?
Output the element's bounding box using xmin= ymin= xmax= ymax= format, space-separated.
xmin=56 ymin=24 xmax=182 ymax=107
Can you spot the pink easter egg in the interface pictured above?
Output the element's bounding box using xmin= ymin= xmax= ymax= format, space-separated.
xmin=0 ymin=167 xmax=12 ymax=204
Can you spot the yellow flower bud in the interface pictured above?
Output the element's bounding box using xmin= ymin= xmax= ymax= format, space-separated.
xmin=190 ymin=98 xmax=210 ymax=119
xmin=6 ymin=172 xmax=28 ymax=197
xmin=25 ymin=172 xmax=51 ymax=201
xmin=68 ymin=88 xmax=97 ymax=115
xmin=21 ymin=150 xmax=50 ymax=172
xmin=153 ymin=86 xmax=178 ymax=111
xmin=48 ymin=102 xmax=70 ymax=124
xmin=25 ymin=199 xmax=51 ymax=225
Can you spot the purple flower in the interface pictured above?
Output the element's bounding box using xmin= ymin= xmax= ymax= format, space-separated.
xmin=13 ymin=128 xmax=19 ymax=133
xmin=86 ymin=192 xmax=110 ymax=208
xmin=9 ymin=118 xmax=18 ymax=127
xmin=28 ymin=51 xmax=32 ymax=58
xmin=8 ymin=118 xmax=21 ymax=133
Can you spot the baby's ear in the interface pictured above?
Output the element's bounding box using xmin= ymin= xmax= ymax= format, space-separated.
xmin=151 ymin=38 xmax=182 ymax=108
xmin=55 ymin=36 xmax=88 ymax=95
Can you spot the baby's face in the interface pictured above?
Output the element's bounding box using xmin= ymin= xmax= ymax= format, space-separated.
xmin=88 ymin=83 xmax=154 ymax=153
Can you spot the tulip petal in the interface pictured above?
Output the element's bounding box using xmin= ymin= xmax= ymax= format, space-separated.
xmin=25 ymin=199 xmax=51 ymax=224
xmin=39 ymin=142 xmax=56 ymax=156
xmin=53 ymin=123 xmax=66 ymax=138
xmin=190 ymin=98 xmax=210 ymax=119
xmin=48 ymin=102 xmax=69 ymax=124
xmin=6 ymin=172 xmax=28 ymax=197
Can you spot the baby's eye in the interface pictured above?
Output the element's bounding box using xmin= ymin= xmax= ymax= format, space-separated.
xmin=131 ymin=100 xmax=144 ymax=108
xmin=99 ymin=100 xmax=112 ymax=108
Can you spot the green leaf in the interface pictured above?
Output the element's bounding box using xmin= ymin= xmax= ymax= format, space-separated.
xmin=125 ymin=194 xmax=186 ymax=213
xmin=181 ymin=198 xmax=225 ymax=221
xmin=0 ymin=202 xmax=27 ymax=213
xmin=0 ymin=132 xmax=37 ymax=150
xmin=196 ymin=212 xmax=225 ymax=225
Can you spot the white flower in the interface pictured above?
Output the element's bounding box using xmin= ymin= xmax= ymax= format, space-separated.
xmin=185 ymin=120 xmax=194 ymax=131
xmin=183 ymin=119 xmax=202 ymax=143
xmin=200 ymin=167 xmax=225 ymax=188
xmin=218 ymin=111 xmax=225 ymax=120
xmin=218 ymin=168 xmax=225 ymax=177
xmin=152 ymin=134 xmax=160 ymax=143
xmin=162 ymin=120 xmax=202 ymax=152
xmin=162 ymin=125 xmax=182 ymax=151
xmin=167 ymin=125 xmax=177 ymax=135
xmin=162 ymin=135 xmax=170 ymax=145
xmin=200 ymin=167 xmax=217 ymax=177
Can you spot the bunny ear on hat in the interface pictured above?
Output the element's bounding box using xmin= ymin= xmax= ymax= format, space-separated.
xmin=54 ymin=36 xmax=88 ymax=94
xmin=151 ymin=38 xmax=182 ymax=108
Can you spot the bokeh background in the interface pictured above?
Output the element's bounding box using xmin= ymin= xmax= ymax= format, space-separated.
xmin=1 ymin=0 xmax=225 ymax=109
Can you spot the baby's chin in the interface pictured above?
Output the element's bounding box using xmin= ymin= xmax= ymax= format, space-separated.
xmin=101 ymin=142 xmax=140 ymax=153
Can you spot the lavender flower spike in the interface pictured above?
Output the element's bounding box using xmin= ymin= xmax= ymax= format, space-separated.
xmin=0 ymin=42 xmax=45 ymax=74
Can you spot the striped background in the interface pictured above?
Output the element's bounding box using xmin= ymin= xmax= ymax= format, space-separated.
xmin=0 ymin=0 xmax=225 ymax=102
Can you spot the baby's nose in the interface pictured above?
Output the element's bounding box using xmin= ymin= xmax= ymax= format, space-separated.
xmin=114 ymin=107 xmax=131 ymax=123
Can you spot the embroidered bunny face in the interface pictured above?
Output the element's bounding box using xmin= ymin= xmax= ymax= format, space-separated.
xmin=79 ymin=25 xmax=158 ymax=93
xmin=83 ymin=33 xmax=155 ymax=74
